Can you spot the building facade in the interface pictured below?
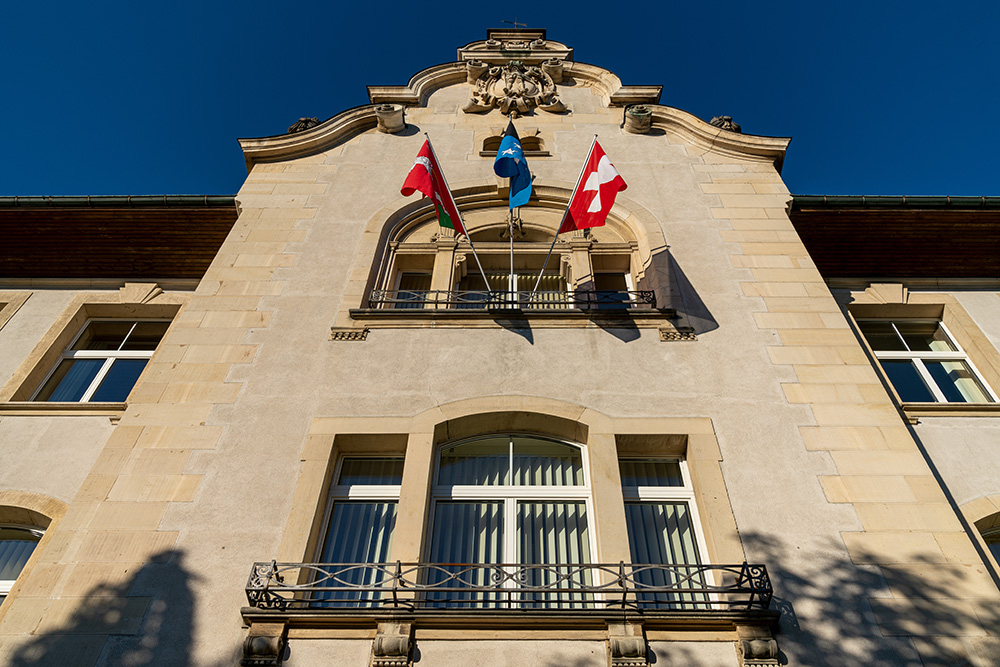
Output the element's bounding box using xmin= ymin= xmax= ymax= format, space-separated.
xmin=0 ymin=29 xmax=998 ymax=667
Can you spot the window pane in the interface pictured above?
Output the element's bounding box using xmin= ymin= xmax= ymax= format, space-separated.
xmin=895 ymin=321 xmax=956 ymax=352
xmin=71 ymin=321 xmax=133 ymax=350
xmin=619 ymin=460 xmax=684 ymax=487
xmin=337 ymin=458 xmax=404 ymax=485
xmin=35 ymin=359 xmax=104 ymax=402
xmin=925 ymin=361 xmax=993 ymax=403
xmin=512 ymin=438 xmax=583 ymax=486
xmin=438 ymin=439 xmax=510 ymax=485
xmin=426 ymin=502 xmax=504 ymax=607
xmin=985 ymin=532 xmax=1000 ymax=565
xmin=315 ymin=501 xmax=396 ymax=607
xmin=882 ymin=360 xmax=936 ymax=402
xmin=121 ymin=322 xmax=170 ymax=350
xmin=625 ymin=502 xmax=706 ymax=609
xmin=0 ymin=528 xmax=40 ymax=582
xmin=90 ymin=359 xmax=148 ymax=402
xmin=857 ymin=321 xmax=906 ymax=351
xmin=517 ymin=502 xmax=593 ymax=608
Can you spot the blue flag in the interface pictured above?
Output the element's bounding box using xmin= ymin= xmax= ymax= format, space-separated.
xmin=493 ymin=121 xmax=532 ymax=208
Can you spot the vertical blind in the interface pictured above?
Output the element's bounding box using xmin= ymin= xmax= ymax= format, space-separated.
xmin=518 ymin=501 xmax=592 ymax=607
xmin=624 ymin=502 xmax=705 ymax=608
xmin=317 ymin=502 xmax=396 ymax=606
xmin=427 ymin=502 xmax=504 ymax=606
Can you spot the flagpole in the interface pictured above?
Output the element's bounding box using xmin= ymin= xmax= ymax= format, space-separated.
xmin=531 ymin=134 xmax=598 ymax=297
xmin=509 ymin=208 xmax=515 ymax=304
xmin=425 ymin=134 xmax=492 ymax=293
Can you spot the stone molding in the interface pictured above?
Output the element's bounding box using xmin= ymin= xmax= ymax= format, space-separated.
xmin=329 ymin=326 xmax=369 ymax=341
xmin=371 ymin=622 xmax=413 ymax=667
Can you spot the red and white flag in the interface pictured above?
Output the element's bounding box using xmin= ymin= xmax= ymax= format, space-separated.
xmin=558 ymin=141 xmax=627 ymax=234
xmin=400 ymin=140 xmax=466 ymax=236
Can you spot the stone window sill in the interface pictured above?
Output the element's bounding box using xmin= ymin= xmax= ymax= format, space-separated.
xmin=0 ymin=401 xmax=126 ymax=422
xmin=902 ymin=402 xmax=1000 ymax=419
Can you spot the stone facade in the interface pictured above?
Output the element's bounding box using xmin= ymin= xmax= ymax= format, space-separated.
xmin=0 ymin=29 xmax=998 ymax=667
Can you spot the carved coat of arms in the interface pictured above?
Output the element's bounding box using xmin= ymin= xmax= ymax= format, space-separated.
xmin=462 ymin=60 xmax=567 ymax=117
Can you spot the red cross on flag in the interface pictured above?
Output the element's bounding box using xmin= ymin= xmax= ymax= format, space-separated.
xmin=558 ymin=140 xmax=628 ymax=234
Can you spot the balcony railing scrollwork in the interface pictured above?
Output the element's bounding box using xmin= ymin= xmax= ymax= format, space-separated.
xmin=367 ymin=290 xmax=657 ymax=311
xmin=245 ymin=561 xmax=773 ymax=613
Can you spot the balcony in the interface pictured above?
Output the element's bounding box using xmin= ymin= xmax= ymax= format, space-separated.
xmin=365 ymin=289 xmax=658 ymax=312
xmin=245 ymin=561 xmax=772 ymax=615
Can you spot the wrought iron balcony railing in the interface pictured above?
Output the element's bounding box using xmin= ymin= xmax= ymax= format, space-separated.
xmin=245 ymin=561 xmax=772 ymax=613
xmin=367 ymin=290 xmax=657 ymax=311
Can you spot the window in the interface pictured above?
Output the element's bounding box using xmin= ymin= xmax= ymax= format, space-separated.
xmin=427 ymin=435 xmax=593 ymax=607
xmin=0 ymin=525 xmax=43 ymax=606
xmin=984 ymin=528 xmax=1000 ymax=566
xmin=620 ymin=459 xmax=710 ymax=607
xmin=31 ymin=319 xmax=169 ymax=403
xmin=314 ymin=457 xmax=403 ymax=606
xmin=857 ymin=319 xmax=997 ymax=403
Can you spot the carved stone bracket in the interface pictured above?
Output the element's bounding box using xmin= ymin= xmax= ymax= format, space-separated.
xmin=241 ymin=622 xmax=287 ymax=667
xmin=371 ymin=621 xmax=413 ymax=667
xmin=608 ymin=622 xmax=648 ymax=667
xmin=740 ymin=638 xmax=779 ymax=666
xmin=463 ymin=60 xmax=568 ymax=117
xmin=330 ymin=326 xmax=369 ymax=341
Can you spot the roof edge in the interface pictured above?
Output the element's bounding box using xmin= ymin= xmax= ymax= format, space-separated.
xmin=792 ymin=195 xmax=1000 ymax=210
xmin=0 ymin=195 xmax=237 ymax=209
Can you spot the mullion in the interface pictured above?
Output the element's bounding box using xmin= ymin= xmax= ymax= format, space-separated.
xmin=79 ymin=358 xmax=117 ymax=402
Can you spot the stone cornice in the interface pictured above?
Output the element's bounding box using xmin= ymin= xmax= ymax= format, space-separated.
xmin=239 ymin=63 xmax=786 ymax=171
xmin=646 ymin=105 xmax=791 ymax=171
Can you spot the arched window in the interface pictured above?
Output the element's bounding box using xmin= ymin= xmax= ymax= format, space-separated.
xmin=427 ymin=435 xmax=593 ymax=606
xmin=0 ymin=525 xmax=43 ymax=605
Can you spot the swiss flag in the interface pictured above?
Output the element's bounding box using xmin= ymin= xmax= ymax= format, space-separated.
xmin=559 ymin=141 xmax=627 ymax=234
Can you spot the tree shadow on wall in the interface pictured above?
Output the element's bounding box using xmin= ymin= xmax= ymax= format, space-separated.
xmin=10 ymin=549 xmax=234 ymax=667
xmin=740 ymin=531 xmax=1000 ymax=667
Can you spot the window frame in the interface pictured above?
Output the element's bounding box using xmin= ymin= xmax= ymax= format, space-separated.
xmin=29 ymin=318 xmax=171 ymax=403
xmin=313 ymin=456 xmax=404 ymax=562
xmin=619 ymin=458 xmax=713 ymax=568
xmin=429 ymin=434 xmax=597 ymax=566
xmin=0 ymin=524 xmax=44 ymax=601
xmin=856 ymin=318 xmax=999 ymax=404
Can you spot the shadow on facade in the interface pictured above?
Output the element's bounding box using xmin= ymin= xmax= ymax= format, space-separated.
xmin=741 ymin=531 xmax=1000 ymax=666
xmin=9 ymin=549 xmax=227 ymax=667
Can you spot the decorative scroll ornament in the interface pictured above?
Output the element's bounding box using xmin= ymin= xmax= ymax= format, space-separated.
xmin=463 ymin=60 xmax=567 ymax=117
xmin=709 ymin=115 xmax=742 ymax=133
xmin=287 ymin=117 xmax=320 ymax=134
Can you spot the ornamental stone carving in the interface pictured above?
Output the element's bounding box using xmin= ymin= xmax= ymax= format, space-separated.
xmin=710 ymin=115 xmax=742 ymax=133
xmin=287 ymin=117 xmax=320 ymax=134
xmin=463 ymin=60 xmax=567 ymax=117
xmin=624 ymin=105 xmax=653 ymax=134
xmin=240 ymin=623 xmax=287 ymax=667
xmin=371 ymin=622 xmax=413 ymax=667
xmin=740 ymin=638 xmax=779 ymax=666
xmin=375 ymin=104 xmax=406 ymax=134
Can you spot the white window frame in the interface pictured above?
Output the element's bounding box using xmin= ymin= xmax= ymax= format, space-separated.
xmin=314 ymin=456 xmax=403 ymax=562
xmin=429 ymin=434 xmax=597 ymax=567
xmin=30 ymin=318 xmax=170 ymax=403
xmin=0 ymin=524 xmax=44 ymax=599
xmin=857 ymin=318 xmax=999 ymax=403
xmin=619 ymin=458 xmax=712 ymax=567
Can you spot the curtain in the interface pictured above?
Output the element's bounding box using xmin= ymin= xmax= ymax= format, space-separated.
xmin=315 ymin=501 xmax=396 ymax=607
xmin=0 ymin=530 xmax=39 ymax=583
xmin=517 ymin=502 xmax=592 ymax=608
xmin=511 ymin=438 xmax=583 ymax=486
xmin=625 ymin=502 xmax=706 ymax=609
xmin=427 ymin=502 xmax=503 ymax=607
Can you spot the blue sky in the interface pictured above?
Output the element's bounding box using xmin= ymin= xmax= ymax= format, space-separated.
xmin=3 ymin=1 xmax=997 ymax=196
